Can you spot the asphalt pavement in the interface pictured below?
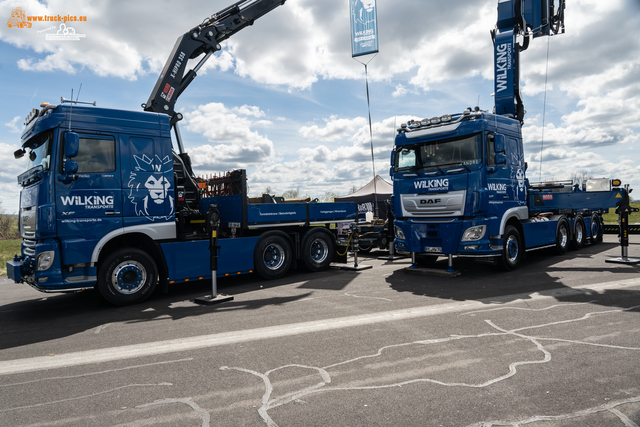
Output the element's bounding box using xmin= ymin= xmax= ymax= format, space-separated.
xmin=0 ymin=235 xmax=639 ymax=426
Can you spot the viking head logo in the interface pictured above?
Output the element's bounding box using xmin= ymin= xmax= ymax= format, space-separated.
xmin=128 ymin=154 xmax=174 ymax=220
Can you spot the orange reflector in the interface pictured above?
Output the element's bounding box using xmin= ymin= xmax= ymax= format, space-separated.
xmin=169 ymin=281 xmax=175 ymax=284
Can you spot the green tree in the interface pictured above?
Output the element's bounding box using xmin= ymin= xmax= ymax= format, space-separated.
xmin=319 ymin=191 xmax=340 ymax=202
xmin=282 ymin=187 xmax=300 ymax=199
xmin=0 ymin=200 xmax=19 ymax=240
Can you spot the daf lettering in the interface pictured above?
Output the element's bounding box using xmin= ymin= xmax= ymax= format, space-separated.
xmin=420 ymin=198 xmax=441 ymax=205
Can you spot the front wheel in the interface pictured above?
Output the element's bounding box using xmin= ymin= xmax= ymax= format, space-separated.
xmin=499 ymin=225 xmax=523 ymax=271
xmin=97 ymin=248 xmax=158 ymax=306
xmin=254 ymin=233 xmax=292 ymax=280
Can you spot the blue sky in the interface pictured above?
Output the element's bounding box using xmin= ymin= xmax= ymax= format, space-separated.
xmin=1 ymin=0 xmax=639 ymax=214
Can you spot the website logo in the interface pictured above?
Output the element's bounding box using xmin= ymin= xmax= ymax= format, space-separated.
xmin=7 ymin=8 xmax=32 ymax=28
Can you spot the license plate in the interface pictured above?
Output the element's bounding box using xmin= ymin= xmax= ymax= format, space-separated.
xmin=424 ymin=247 xmax=442 ymax=253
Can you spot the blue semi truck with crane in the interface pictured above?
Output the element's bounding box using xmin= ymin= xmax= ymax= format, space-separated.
xmin=7 ymin=0 xmax=357 ymax=306
xmin=390 ymin=0 xmax=629 ymax=271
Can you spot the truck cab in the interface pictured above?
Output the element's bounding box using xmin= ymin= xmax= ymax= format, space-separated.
xmin=391 ymin=109 xmax=522 ymax=258
xmin=390 ymin=108 xmax=622 ymax=270
xmin=10 ymin=103 xmax=176 ymax=293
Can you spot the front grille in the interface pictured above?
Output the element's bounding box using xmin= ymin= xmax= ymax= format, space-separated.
xmin=23 ymin=239 xmax=36 ymax=257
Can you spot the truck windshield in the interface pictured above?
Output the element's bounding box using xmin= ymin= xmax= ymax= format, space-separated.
xmin=23 ymin=131 xmax=53 ymax=172
xmin=394 ymin=133 xmax=482 ymax=173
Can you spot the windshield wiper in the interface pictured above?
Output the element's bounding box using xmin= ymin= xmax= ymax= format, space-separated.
xmin=438 ymin=162 xmax=470 ymax=171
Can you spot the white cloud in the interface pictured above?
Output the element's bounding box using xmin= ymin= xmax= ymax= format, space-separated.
xmin=299 ymin=116 xmax=367 ymax=142
xmin=4 ymin=116 xmax=21 ymax=133
xmin=185 ymin=102 xmax=275 ymax=170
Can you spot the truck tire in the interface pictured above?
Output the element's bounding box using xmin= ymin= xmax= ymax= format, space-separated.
xmin=499 ymin=225 xmax=522 ymax=271
xmin=590 ymin=214 xmax=603 ymax=244
xmin=570 ymin=216 xmax=585 ymax=250
xmin=554 ymin=218 xmax=570 ymax=255
xmin=97 ymin=248 xmax=158 ymax=306
xmin=302 ymin=229 xmax=335 ymax=272
xmin=254 ymin=233 xmax=292 ymax=279
xmin=357 ymin=242 xmax=373 ymax=253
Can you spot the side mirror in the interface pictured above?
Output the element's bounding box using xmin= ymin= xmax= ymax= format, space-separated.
xmin=390 ymin=149 xmax=396 ymax=166
xmin=14 ymin=148 xmax=25 ymax=159
xmin=494 ymin=134 xmax=506 ymax=153
xmin=64 ymin=132 xmax=80 ymax=158
xmin=495 ymin=153 xmax=507 ymax=165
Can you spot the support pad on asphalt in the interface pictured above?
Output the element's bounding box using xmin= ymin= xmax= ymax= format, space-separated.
xmin=194 ymin=294 xmax=234 ymax=305
xmin=403 ymin=267 xmax=461 ymax=277
xmin=606 ymin=257 xmax=640 ymax=265
xmin=378 ymin=254 xmax=404 ymax=261
xmin=340 ymin=264 xmax=373 ymax=271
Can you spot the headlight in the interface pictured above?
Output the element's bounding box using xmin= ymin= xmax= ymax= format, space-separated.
xmin=394 ymin=225 xmax=406 ymax=240
xmin=461 ymin=225 xmax=486 ymax=242
xmin=36 ymin=251 xmax=55 ymax=271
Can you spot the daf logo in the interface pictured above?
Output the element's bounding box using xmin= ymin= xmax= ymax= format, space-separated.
xmin=420 ymin=198 xmax=441 ymax=205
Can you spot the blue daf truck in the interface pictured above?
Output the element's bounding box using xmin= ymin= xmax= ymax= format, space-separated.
xmin=390 ymin=0 xmax=628 ymax=271
xmin=7 ymin=0 xmax=357 ymax=305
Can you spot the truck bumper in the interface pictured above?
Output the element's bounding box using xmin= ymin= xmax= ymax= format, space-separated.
xmin=7 ymin=240 xmax=96 ymax=293
xmin=394 ymin=217 xmax=501 ymax=257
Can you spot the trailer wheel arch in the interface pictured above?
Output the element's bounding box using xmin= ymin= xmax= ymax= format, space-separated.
xmin=498 ymin=206 xmax=529 ymax=236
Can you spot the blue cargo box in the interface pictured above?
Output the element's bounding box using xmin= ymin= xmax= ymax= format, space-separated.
xmin=309 ymin=202 xmax=356 ymax=222
xmin=200 ymin=196 xmax=356 ymax=227
xmin=247 ymin=203 xmax=307 ymax=224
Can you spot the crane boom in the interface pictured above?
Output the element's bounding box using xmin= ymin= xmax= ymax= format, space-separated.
xmin=143 ymin=0 xmax=286 ymax=126
xmin=492 ymin=0 xmax=565 ymax=123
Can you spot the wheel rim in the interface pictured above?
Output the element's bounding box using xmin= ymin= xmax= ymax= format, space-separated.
xmin=111 ymin=261 xmax=146 ymax=294
xmin=263 ymin=243 xmax=286 ymax=271
xmin=591 ymin=220 xmax=599 ymax=239
xmin=575 ymin=222 xmax=584 ymax=243
xmin=310 ymin=238 xmax=329 ymax=263
xmin=559 ymin=225 xmax=568 ymax=247
xmin=506 ymin=235 xmax=519 ymax=263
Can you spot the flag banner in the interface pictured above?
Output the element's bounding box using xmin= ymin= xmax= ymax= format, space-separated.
xmin=350 ymin=0 xmax=379 ymax=57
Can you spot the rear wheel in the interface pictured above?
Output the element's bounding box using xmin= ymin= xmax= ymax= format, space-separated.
xmin=97 ymin=248 xmax=158 ymax=306
xmin=254 ymin=233 xmax=292 ymax=279
xmin=570 ymin=216 xmax=585 ymax=250
xmin=499 ymin=225 xmax=522 ymax=271
xmin=554 ymin=218 xmax=570 ymax=255
xmin=302 ymin=230 xmax=335 ymax=271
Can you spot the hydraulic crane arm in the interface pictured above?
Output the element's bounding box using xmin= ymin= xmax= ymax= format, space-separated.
xmin=143 ymin=0 xmax=286 ymax=126
xmin=492 ymin=0 xmax=565 ymax=123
